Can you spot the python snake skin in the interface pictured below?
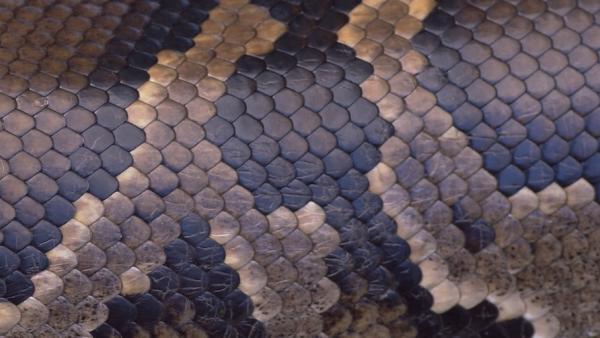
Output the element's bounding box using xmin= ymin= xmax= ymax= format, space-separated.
xmin=0 ymin=0 xmax=599 ymax=337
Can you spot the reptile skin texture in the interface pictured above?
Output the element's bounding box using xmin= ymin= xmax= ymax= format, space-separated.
xmin=0 ymin=0 xmax=598 ymax=337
